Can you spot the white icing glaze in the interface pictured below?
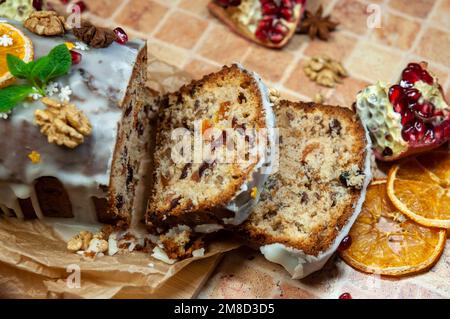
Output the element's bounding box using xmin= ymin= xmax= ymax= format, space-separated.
xmin=222 ymin=63 xmax=276 ymax=226
xmin=260 ymin=123 xmax=373 ymax=279
xmin=0 ymin=20 xmax=145 ymax=223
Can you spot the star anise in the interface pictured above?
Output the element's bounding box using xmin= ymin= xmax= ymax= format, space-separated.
xmin=297 ymin=5 xmax=339 ymax=41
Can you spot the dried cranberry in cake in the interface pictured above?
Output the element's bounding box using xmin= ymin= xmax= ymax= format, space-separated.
xmin=208 ymin=0 xmax=306 ymax=48
xmin=356 ymin=62 xmax=450 ymax=161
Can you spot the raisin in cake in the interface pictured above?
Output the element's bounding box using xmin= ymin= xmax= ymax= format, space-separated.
xmin=241 ymin=100 xmax=372 ymax=279
xmin=146 ymin=64 xmax=275 ymax=260
xmin=0 ymin=20 xmax=155 ymax=229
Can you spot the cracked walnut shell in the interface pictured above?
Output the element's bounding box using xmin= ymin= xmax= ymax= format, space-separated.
xmin=24 ymin=11 xmax=67 ymax=36
xmin=35 ymin=97 xmax=92 ymax=149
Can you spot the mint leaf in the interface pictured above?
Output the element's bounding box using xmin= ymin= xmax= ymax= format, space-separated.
xmin=6 ymin=54 xmax=32 ymax=80
xmin=30 ymin=56 xmax=52 ymax=86
xmin=0 ymin=85 xmax=35 ymax=113
xmin=33 ymin=44 xmax=72 ymax=84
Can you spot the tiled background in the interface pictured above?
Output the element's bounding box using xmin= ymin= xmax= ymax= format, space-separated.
xmin=83 ymin=0 xmax=450 ymax=108
xmin=78 ymin=0 xmax=450 ymax=298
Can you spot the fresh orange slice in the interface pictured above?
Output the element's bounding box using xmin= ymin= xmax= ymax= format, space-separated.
xmin=387 ymin=150 xmax=450 ymax=228
xmin=340 ymin=180 xmax=446 ymax=276
xmin=0 ymin=22 xmax=34 ymax=88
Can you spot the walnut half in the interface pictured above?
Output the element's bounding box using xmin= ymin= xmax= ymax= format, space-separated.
xmin=24 ymin=11 xmax=67 ymax=36
xmin=35 ymin=97 xmax=92 ymax=149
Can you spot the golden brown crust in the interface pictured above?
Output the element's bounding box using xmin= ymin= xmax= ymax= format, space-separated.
xmin=147 ymin=64 xmax=267 ymax=228
xmin=241 ymin=100 xmax=368 ymax=256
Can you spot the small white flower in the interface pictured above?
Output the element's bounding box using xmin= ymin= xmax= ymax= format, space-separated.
xmin=0 ymin=112 xmax=10 ymax=120
xmin=59 ymin=85 xmax=72 ymax=102
xmin=0 ymin=34 xmax=13 ymax=47
xmin=75 ymin=41 xmax=89 ymax=51
xmin=29 ymin=88 xmax=43 ymax=101
xmin=45 ymin=82 xmax=60 ymax=96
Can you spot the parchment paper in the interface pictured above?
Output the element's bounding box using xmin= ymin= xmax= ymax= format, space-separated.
xmin=0 ymin=58 xmax=240 ymax=299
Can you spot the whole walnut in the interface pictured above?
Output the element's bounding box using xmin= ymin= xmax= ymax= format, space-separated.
xmin=24 ymin=11 xmax=67 ymax=36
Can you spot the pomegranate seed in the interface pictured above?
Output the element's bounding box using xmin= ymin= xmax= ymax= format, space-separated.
xmin=389 ymin=85 xmax=404 ymax=105
xmin=405 ymin=88 xmax=421 ymax=103
xmin=420 ymin=70 xmax=434 ymax=85
xmin=423 ymin=126 xmax=436 ymax=144
xmin=60 ymin=0 xmax=70 ymax=4
xmin=339 ymin=293 xmax=352 ymax=299
xmin=70 ymin=50 xmax=82 ymax=65
xmin=262 ymin=2 xmax=278 ymax=15
xmin=401 ymin=110 xmax=415 ymax=126
xmin=393 ymin=99 xmax=407 ymax=113
xmin=338 ymin=235 xmax=352 ymax=251
xmin=282 ymin=0 xmax=293 ymax=8
xmin=402 ymin=68 xmax=421 ymax=86
xmin=402 ymin=121 xmax=426 ymax=142
xmin=32 ymin=0 xmax=43 ymax=10
xmin=72 ymin=1 xmax=87 ymax=13
xmin=269 ymin=32 xmax=284 ymax=44
xmin=407 ymin=63 xmax=422 ymax=71
xmin=414 ymin=102 xmax=434 ymax=118
xmin=114 ymin=27 xmax=129 ymax=45
xmin=280 ymin=7 xmax=293 ymax=21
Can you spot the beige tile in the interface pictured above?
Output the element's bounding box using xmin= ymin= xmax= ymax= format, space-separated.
xmin=387 ymin=0 xmax=435 ymax=19
xmin=115 ymin=0 xmax=169 ymax=34
xmin=179 ymin=0 xmax=212 ymax=19
xmin=155 ymin=11 xmax=209 ymax=49
xmin=332 ymin=0 xmax=371 ymax=35
xmin=183 ymin=58 xmax=221 ymax=80
xmin=415 ymin=27 xmax=450 ymax=67
xmin=197 ymin=24 xmax=252 ymax=65
xmin=303 ymin=31 xmax=358 ymax=62
xmin=83 ymin=0 xmax=123 ymax=18
xmin=328 ymin=76 xmax=370 ymax=109
xmin=430 ymin=0 xmax=450 ymax=31
xmin=147 ymin=39 xmax=189 ymax=69
xmin=370 ymin=11 xmax=421 ymax=51
xmin=347 ymin=41 xmax=403 ymax=82
xmin=284 ymin=58 xmax=335 ymax=100
xmin=242 ymin=45 xmax=295 ymax=83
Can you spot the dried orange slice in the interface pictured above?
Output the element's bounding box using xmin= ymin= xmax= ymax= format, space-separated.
xmin=0 ymin=22 xmax=34 ymax=88
xmin=387 ymin=150 xmax=450 ymax=228
xmin=340 ymin=180 xmax=446 ymax=276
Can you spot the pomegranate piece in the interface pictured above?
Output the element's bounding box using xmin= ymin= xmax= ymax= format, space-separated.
xmin=70 ymin=50 xmax=82 ymax=65
xmin=114 ymin=27 xmax=129 ymax=45
xmin=209 ymin=0 xmax=304 ymax=48
xmin=338 ymin=235 xmax=352 ymax=252
xmin=356 ymin=61 xmax=450 ymax=161
xmin=339 ymin=292 xmax=352 ymax=299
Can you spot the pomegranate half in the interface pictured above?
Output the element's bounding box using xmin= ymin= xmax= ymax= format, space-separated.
xmin=356 ymin=62 xmax=450 ymax=161
xmin=208 ymin=0 xmax=306 ymax=49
